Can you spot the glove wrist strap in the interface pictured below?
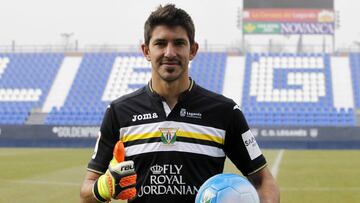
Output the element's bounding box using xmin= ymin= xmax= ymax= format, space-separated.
xmin=93 ymin=179 xmax=110 ymax=203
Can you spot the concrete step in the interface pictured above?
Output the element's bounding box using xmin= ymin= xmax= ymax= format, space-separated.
xmin=25 ymin=108 xmax=48 ymax=125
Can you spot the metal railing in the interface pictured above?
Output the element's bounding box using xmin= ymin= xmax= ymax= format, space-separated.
xmin=0 ymin=43 xmax=359 ymax=54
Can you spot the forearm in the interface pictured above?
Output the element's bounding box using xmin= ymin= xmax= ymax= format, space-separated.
xmin=248 ymin=167 xmax=280 ymax=203
xmin=256 ymin=178 xmax=280 ymax=203
xmin=80 ymin=142 xmax=137 ymax=203
xmin=80 ymin=179 xmax=99 ymax=203
xmin=80 ymin=172 xmax=101 ymax=203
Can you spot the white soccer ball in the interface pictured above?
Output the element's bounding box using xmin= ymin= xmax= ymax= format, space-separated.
xmin=195 ymin=173 xmax=260 ymax=203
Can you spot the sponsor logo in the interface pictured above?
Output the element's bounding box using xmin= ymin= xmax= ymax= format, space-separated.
xmin=120 ymin=164 xmax=134 ymax=171
xmin=244 ymin=23 xmax=256 ymax=33
xmin=179 ymin=108 xmax=202 ymax=119
xmin=111 ymin=161 xmax=135 ymax=174
xmin=243 ymin=9 xmax=334 ymax=23
xmin=281 ymin=23 xmax=334 ymax=35
xmin=150 ymin=164 xmax=164 ymax=174
xmin=242 ymin=130 xmax=262 ymax=160
xmin=244 ymin=22 xmax=335 ymax=35
xmin=244 ymin=136 xmax=256 ymax=147
xmin=150 ymin=164 xmax=182 ymax=175
xmin=233 ymin=104 xmax=241 ymax=111
xmin=52 ymin=126 xmax=99 ymax=138
xmin=318 ymin=10 xmax=335 ymax=23
xmin=132 ymin=112 xmax=158 ymax=122
xmin=159 ymin=128 xmax=178 ymax=145
xmin=243 ymin=22 xmax=281 ymax=34
xmin=138 ymin=164 xmax=198 ymax=197
xmin=259 ymin=129 xmax=308 ymax=137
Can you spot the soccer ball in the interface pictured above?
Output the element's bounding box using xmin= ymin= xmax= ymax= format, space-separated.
xmin=195 ymin=173 xmax=260 ymax=203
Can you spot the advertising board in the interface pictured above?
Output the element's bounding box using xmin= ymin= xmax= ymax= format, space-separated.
xmin=243 ymin=22 xmax=281 ymax=34
xmin=281 ymin=22 xmax=334 ymax=34
xmin=243 ymin=22 xmax=334 ymax=35
xmin=243 ymin=9 xmax=335 ymax=23
xmin=0 ymin=125 xmax=359 ymax=149
xmin=243 ymin=0 xmax=334 ymax=9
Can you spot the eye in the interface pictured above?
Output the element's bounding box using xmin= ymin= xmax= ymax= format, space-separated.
xmin=174 ymin=40 xmax=187 ymax=46
xmin=154 ymin=41 xmax=167 ymax=47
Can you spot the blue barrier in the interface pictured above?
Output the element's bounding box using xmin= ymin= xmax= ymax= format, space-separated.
xmin=1 ymin=125 xmax=360 ymax=149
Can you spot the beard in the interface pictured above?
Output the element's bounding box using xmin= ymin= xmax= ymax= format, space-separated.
xmin=155 ymin=58 xmax=186 ymax=82
xmin=158 ymin=67 xmax=183 ymax=82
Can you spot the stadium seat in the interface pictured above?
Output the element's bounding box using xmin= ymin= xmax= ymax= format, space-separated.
xmin=241 ymin=53 xmax=356 ymax=126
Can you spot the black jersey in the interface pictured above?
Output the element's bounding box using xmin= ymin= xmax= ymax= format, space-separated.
xmin=88 ymin=80 xmax=267 ymax=203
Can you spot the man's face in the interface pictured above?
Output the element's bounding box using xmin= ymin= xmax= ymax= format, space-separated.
xmin=142 ymin=25 xmax=198 ymax=83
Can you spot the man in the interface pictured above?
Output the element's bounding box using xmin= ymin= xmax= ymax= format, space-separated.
xmin=80 ymin=4 xmax=280 ymax=203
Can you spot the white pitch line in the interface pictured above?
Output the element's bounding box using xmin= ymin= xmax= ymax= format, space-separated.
xmin=271 ymin=149 xmax=284 ymax=178
xmin=281 ymin=187 xmax=360 ymax=191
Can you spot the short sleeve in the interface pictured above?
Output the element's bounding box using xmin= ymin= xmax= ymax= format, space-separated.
xmin=87 ymin=104 xmax=120 ymax=174
xmin=223 ymin=105 xmax=267 ymax=176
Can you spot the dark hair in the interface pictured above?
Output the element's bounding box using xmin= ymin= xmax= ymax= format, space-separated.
xmin=144 ymin=4 xmax=195 ymax=46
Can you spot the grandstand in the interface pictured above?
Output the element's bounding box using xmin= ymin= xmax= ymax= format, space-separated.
xmin=0 ymin=51 xmax=358 ymax=127
xmin=350 ymin=53 xmax=360 ymax=108
xmin=241 ymin=53 xmax=356 ymax=126
xmin=2 ymin=1 xmax=360 ymax=203
xmin=0 ymin=53 xmax=63 ymax=124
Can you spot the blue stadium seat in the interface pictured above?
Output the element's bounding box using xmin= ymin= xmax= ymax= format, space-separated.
xmin=241 ymin=53 xmax=356 ymax=126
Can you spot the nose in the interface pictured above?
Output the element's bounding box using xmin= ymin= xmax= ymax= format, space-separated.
xmin=164 ymin=43 xmax=176 ymax=58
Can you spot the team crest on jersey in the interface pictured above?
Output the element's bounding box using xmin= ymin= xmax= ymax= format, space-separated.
xmin=180 ymin=108 xmax=186 ymax=117
xmin=179 ymin=108 xmax=202 ymax=119
xmin=159 ymin=128 xmax=178 ymax=145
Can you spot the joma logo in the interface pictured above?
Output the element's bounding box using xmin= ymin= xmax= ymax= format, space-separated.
xmin=132 ymin=113 xmax=158 ymax=122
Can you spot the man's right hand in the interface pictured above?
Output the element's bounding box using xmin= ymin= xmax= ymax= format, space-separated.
xmin=92 ymin=141 xmax=137 ymax=202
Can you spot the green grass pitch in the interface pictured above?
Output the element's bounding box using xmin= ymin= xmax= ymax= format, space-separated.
xmin=0 ymin=148 xmax=359 ymax=203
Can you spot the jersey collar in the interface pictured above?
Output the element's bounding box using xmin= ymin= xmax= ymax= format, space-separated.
xmin=146 ymin=78 xmax=196 ymax=102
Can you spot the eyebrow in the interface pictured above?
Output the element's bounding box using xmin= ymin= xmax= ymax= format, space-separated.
xmin=152 ymin=39 xmax=167 ymax=43
xmin=152 ymin=38 xmax=188 ymax=44
xmin=173 ymin=39 xmax=188 ymax=43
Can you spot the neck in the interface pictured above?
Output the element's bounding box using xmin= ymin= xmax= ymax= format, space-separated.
xmin=151 ymin=77 xmax=190 ymax=109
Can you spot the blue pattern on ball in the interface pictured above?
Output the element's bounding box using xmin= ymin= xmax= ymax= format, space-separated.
xmin=195 ymin=173 xmax=260 ymax=203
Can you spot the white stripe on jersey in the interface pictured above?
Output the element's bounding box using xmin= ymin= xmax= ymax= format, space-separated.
xmin=119 ymin=121 xmax=226 ymax=142
xmin=125 ymin=141 xmax=225 ymax=158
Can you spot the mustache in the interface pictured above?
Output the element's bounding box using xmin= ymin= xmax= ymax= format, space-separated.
xmin=160 ymin=58 xmax=181 ymax=65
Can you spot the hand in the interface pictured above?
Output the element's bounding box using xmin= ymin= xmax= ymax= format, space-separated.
xmin=93 ymin=141 xmax=137 ymax=202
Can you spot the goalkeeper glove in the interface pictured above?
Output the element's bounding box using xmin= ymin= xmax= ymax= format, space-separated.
xmin=93 ymin=141 xmax=137 ymax=202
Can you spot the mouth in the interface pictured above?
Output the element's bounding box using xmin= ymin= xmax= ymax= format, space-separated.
xmin=160 ymin=60 xmax=181 ymax=66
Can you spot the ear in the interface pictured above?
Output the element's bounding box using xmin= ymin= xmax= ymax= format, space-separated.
xmin=141 ymin=44 xmax=151 ymax=61
xmin=189 ymin=42 xmax=199 ymax=61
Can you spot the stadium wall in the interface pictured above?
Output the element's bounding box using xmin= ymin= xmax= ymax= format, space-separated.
xmin=1 ymin=125 xmax=360 ymax=149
